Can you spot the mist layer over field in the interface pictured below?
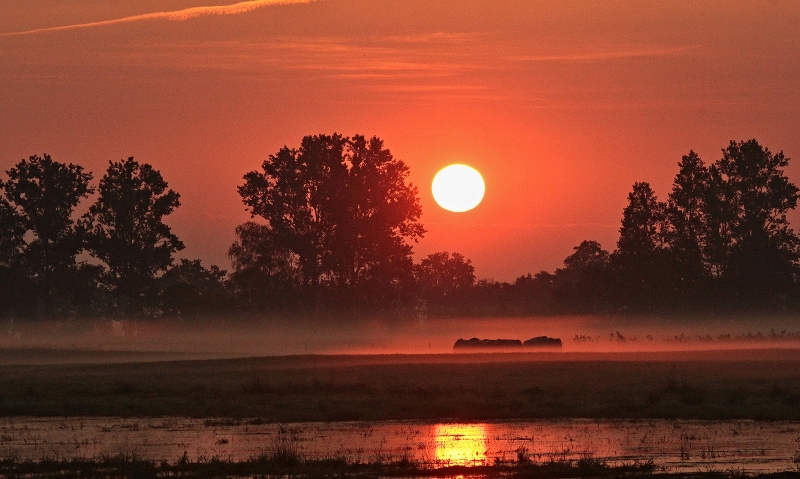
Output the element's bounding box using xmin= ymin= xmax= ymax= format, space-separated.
xmin=3 ymin=314 xmax=800 ymax=362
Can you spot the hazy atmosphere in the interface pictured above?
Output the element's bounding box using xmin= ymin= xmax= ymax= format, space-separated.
xmin=4 ymin=2 xmax=800 ymax=478
xmin=3 ymin=0 xmax=800 ymax=280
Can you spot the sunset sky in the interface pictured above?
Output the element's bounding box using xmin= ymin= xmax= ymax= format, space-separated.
xmin=2 ymin=0 xmax=800 ymax=281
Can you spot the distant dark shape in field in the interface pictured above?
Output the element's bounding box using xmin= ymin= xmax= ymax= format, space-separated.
xmin=452 ymin=336 xmax=562 ymax=350
xmin=453 ymin=338 xmax=522 ymax=349
xmin=523 ymin=336 xmax=563 ymax=349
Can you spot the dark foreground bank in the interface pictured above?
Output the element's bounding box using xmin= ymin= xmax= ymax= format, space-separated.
xmin=0 ymin=453 xmax=764 ymax=479
xmin=2 ymin=349 xmax=800 ymax=420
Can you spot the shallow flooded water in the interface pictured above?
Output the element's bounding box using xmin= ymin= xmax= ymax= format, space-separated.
xmin=1 ymin=418 xmax=799 ymax=473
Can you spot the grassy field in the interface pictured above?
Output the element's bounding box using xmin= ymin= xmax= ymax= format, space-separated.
xmin=2 ymin=348 xmax=800 ymax=420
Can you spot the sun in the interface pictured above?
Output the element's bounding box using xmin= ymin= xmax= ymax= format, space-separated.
xmin=432 ymin=164 xmax=485 ymax=212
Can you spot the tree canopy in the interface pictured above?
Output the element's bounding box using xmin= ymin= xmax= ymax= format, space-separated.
xmin=0 ymin=154 xmax=94 ymax=316
xmin=87 ymin=157 xmax=184 ymax=313
xmin=236 ymin=134 xmax=425 ymax=306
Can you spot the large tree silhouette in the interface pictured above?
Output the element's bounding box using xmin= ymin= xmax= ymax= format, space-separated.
xmin=607 ymin=140 xmax=800 ymax=311
xmin=237 ymin=134 xmax=424 ymax=305
xmin=705 ymin=140 xmax=800 ymax=306
xmin=665 ymin=151 xmax=712 ymax=302
xmin=612 ymin=182 xmax=672 ymax=309
xmin=0 ymin=154 xmax=94 ymax=317
xmin=87 ymin=157 xmax=183 ymax=314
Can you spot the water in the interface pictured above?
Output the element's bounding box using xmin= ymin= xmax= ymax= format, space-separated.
xmin=1 ymin=418 xmax=799 ymax=473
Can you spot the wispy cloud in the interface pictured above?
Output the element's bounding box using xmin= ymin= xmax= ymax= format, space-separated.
xmin=425 ymin=221 xmax=619 ymax=230
xmin=383 ymin=32 xmax=482 ymax=44
xmin=510 ymin=45 xmax=701 ymax=62
xmin=0 ymin=0 xmax=312 ymax=37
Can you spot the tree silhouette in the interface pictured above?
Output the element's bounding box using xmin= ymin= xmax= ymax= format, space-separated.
xmin=0 ymin=173 xmax=27 ymax=316
xmin=227 ymin=221 xmax=302 ymax=309
xmin=553 ymin=240 xmax=610 ymax=311
xmin=0 ymin=154 xmax=94 ymax=317
xmin=563 ymin=240 xmax=610 ymax=270
xmin=664 ymin=151 xmax=713 ymax=304
xmin=613 ymin=182 xmax=671 ymax=309
xmin=414 ymin=251 xmax=475 ymax=312
xmin=237 ymin=134 xmax=424 ymax=306
xmin=705 ymin=140 xmax=800 ymax=307
xmin=0 ymin=192 xmax=24 ymax=264
xmin=617 ymin=182 xmax=666 ymax=256
xmin=512 ymin=271 xmax=556 ymax=313
xmin=87 ymin=157 xmax=183 ymax=314
xmin=159 ymin=259 xmax=228 ymax=316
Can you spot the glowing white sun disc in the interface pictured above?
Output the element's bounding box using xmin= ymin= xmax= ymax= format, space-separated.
xmin=432 ymin=164 xmax=485 ymax=212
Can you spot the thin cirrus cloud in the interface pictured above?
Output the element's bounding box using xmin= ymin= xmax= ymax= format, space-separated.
xmin=509 ymin=45 xmax=702 ymax=62
xmin=0 ymin=0 xmax=313 ymax=37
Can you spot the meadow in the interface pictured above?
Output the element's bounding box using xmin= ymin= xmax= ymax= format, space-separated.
xmin=4 ymin=317 xmax=800 ymax=478
xmin=2 ymin=348 xmax=800 ymax=420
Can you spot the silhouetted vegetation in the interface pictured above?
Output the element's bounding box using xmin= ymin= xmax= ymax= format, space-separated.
xmin=87 ymin=158 xmax=186 ymax=315
xmin=233 ymin=133 xmax=424 ymax=310
xmin=2 ymin=138 xmax=800 ymax=319
xmin=509 ymin=139 xmax=800 ymax=315
xmin=0 ymin=155 xmax=224 ymax=319
xmin=0 ymin=449 xmax=662 ymax=479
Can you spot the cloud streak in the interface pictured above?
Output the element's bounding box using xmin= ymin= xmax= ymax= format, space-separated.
xmin=509 ymin=45 xmax=701 ymax=62
xmin=0 ymin=0 xmax=312 ymax=37
xmin=426 ymin=222 xmax=618 ymax=229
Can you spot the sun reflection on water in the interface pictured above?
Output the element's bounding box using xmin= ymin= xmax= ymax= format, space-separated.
xmin=434 ymin=424 xmax=487 ymax=466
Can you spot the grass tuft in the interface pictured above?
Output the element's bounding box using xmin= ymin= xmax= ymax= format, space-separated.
xmin=269 ymin=434 xmax=302 ymax=466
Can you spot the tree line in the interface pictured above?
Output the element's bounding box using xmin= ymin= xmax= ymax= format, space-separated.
xmin=0 ymin=155 xmax=217 ymax=318
xmin=1 ymin=137 xmax=799 ymax=319
xmin=498 ymin=139 xmax=800 ymax=315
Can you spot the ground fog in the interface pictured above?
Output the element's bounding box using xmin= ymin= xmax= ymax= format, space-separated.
xmin=3 ymin=314 xmax=800 ymax=363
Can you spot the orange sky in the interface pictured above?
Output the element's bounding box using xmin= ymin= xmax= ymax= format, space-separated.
xmin=2 ymin=0 xmax=800 ymax=281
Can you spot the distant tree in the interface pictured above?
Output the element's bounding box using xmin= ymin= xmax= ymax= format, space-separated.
xmin=227 ymin=221 xmax=302 ymax=309
xmin=704 ymin=140 xmax=800 ymax=307
xmin=0 ymin=192 xmax=25 ymax=265
xmin=414 ymin=252 xmax=475 ymax=311
xmin=237 ymin=134 xmax=424 ymax=306
xmin=617 ymin=182 xmax=667 ymax=256
xmin=468 ymin=278 xmax=518 ymax=316
xmin=553 ymin=240 xmax=610 ymax=312
xmin=0 ymin=182 xmax=27 ymax=316
xmin=512 ymin=271 xmax=556 ymax=313
xmin=0 ymin=154 xmax=95 ymax=317
xmin=563 ymin=240 xmax=610 ymax=271
xmin=665 ymin=151 xmax=712 ymax=303
xmin=667 ymin=152 xmax=710 ymax=257
xmin=159 ymin=259 xmax=228 ymax=316
xmin=87 ymin=157 xmax=184 ymax=314
xmin=612 ymin=182 xmax=672 ymax=310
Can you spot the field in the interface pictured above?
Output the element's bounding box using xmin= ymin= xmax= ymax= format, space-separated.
xmin=3 ymin=318 xmax=800 ymax=477
xmin=2 ymin=348 xmax=800 ymax=420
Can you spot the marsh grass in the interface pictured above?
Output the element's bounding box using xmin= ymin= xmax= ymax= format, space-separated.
xmin=267 ymin=432 xmax=302 ymax=466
